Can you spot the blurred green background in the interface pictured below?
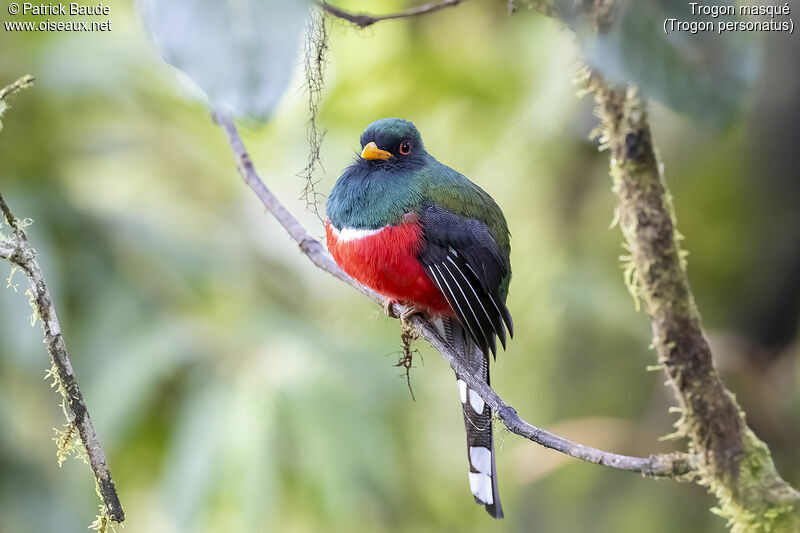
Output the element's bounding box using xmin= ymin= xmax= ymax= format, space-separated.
xmin=1 ymin=1 xmax=798 ymax=532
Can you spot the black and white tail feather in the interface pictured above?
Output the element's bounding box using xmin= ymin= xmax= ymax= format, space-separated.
xmin=437 ymin=316 xmax=505 ymax=518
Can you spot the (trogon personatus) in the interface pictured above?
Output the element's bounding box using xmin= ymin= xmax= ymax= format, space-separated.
xmin=326 ymin=118 xmax=513 ymax=518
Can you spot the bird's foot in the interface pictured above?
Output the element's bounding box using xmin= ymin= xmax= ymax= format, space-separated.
xmin=400 ymin=305 xmax=423 ymax=326
xmin=383 ymin=298 xmax=401 ymax=318
xmin=383 ymin=299 xmax=423 ymax=323
xmin=383 ymin=298 xmax=424 ymax=326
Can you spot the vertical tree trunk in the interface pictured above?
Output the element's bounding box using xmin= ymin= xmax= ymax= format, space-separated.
xmin=591 ymin=80 xmax=800 ymax=532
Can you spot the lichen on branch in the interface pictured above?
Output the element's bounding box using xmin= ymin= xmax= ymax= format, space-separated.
xmin=0 ymin=192 xmax=126 ymax=530
xmin=587 ymin=73 xmax=800 ymax=532
xmin=1 ymin=76 xmax=125 ymax=531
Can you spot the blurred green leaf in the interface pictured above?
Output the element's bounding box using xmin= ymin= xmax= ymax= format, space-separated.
xmin=570 ymin=0 xmax=759 ymax=128
xmin=137 ymin=0 xmax=309 ymax=120
xmin=161 ymin=382 xmax=231 ymax=528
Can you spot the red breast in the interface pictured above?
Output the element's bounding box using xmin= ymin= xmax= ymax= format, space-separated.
xmin=326 ymin=218 xmax=452 ymax=315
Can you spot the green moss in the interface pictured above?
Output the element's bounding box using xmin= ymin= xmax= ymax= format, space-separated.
xmin=89 ymin=506 xmax=119 ymax=533
xmin=588 ymin=76 xmax=800 ymax=532
xmin=708 ymin=429 xmax=800 ymax=533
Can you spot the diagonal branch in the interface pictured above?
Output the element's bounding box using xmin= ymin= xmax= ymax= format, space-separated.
xmin=0 ymin=193 xmax=125 ymax=524
xmin=214 ymin=111 xmax=695 ymax=478
xmin=319 ymin=0 xmax=463 ymax=28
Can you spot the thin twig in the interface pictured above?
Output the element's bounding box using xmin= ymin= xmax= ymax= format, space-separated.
xmin=319 ymin=0 xmax=463 ymax=28
xmin=0 ymin=193 xmax=125 ymax=523
xmin=214 ymin=111 xmax=695 ymax=478
xmin=0 ymin=74 xmax=34 ymax=102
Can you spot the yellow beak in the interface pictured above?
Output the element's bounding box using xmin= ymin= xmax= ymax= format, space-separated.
xmin=361 ymin=141 xmax=393 ymax=160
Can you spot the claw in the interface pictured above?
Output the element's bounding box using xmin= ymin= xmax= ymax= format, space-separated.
xmin=400 ymin=305 xmax=422 ymax=326
xmin=383 ymin=299 xmax=423 ymax=325
xmin=384 ymin=298 xmax=400 ymax=318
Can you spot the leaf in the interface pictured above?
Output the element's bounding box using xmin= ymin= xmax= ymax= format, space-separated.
xmin=570 ymin=0 xmax=760 ymax=128
xmin=138 ymin=0 xmax=309 ymax=121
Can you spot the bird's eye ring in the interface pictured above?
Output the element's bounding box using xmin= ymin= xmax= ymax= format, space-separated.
xmin=399 ymin=140 xmax=412 ymax=155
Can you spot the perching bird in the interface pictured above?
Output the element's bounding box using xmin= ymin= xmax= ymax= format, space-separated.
xmin=326 ymin=118 xmax=513 ymax=518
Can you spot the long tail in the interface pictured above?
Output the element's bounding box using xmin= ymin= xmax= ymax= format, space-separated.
xmin=441 ymin=316 xmax=503 ymax=519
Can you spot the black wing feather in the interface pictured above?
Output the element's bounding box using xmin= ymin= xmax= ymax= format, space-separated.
xmin=426 ymin=263 xmax=488 ymax=355
xmin=457 ymin=258 xmax=507 ymax=349
xmin=444 ymin=255 xmax=499 ymax=355
xmin=417 ymin=203 xmax=512 ymax=358
xmin=462 ymin=261 xmax=513 ymax=344
xmin=440 ymin=259 xmax=494 ymax=356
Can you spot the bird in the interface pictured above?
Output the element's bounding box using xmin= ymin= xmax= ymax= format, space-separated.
xmin=325 ymin=118 xmax=513 ymax=518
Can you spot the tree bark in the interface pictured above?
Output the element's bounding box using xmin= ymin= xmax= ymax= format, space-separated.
xmin=591 ymin=80 xmax=799 ymax=532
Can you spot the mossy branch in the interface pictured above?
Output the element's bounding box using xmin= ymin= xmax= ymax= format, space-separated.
xmin=588 ymin=76 xmax=800 ymax=532
xmin=1 ymin=77 xmax=124 ymax=530
xmin=0 ymin=193 xmax=125 ymax=528
xmin=1 ymin=77 xmax=125 ymax=529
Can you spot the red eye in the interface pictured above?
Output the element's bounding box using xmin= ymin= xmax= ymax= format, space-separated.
xmin=399 ymin=140 xmax=411 ymax=155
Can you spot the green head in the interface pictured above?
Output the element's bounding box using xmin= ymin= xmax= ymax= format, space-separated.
xmin=327 ymin=118 xmax=432 ymax=229
xmin=358 ymin=118 xmax=429 ymax=169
